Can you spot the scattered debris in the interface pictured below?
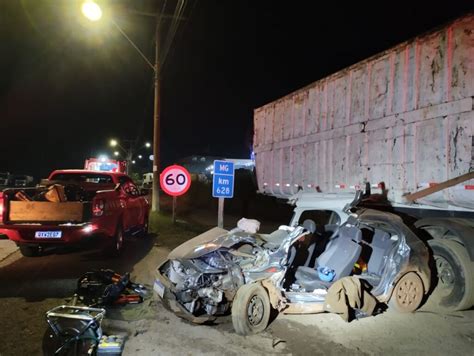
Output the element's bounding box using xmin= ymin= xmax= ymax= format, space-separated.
xmin=43 ymin=269 xmax=147 ymax=355
xmin=77 ymin=269 xmax=147 ymax=307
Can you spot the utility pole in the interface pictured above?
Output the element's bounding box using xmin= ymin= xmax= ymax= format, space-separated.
xmin=152 ymin=17 xmax=161 ymax=212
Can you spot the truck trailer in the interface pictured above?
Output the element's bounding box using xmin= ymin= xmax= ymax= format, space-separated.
xmin=253 ymin=13 xmax=474 ymax=311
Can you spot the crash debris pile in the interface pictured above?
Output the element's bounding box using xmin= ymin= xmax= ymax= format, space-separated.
xmin=43 ymin=269 xmax=148 ymax=356
xmin=76 ymin=269 xmax=147 ymax=306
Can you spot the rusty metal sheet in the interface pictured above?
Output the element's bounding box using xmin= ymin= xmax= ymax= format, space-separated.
xmin=254 ymin=14 xmax=474 ymax=210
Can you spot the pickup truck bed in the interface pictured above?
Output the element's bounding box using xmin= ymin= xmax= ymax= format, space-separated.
xmin=0 ymin=170 xmax=150 ymax=256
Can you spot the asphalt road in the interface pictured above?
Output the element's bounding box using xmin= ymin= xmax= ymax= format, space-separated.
xmin=0 ymin=236 xmax=155 ymax=301
xmin=0 ymin=230 xmax=473 ymax=356
xmin=0 ymin=235 xmax=156 ymax=356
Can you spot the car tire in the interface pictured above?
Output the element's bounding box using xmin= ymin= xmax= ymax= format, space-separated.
xmin=231 ymin=283 xmax=271 ymax=335
xmin=427 ymin=239 xmax=473 ymax=311
xmin=388 ymin=272 xmax=424 ymax=313
xmin=19 ymin=245 xmax=40 ymax=257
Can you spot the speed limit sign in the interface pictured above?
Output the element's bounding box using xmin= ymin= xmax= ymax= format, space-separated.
xmin=160 ymin=165 xmax=191 ymax=196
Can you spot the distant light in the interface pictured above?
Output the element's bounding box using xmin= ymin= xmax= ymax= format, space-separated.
xmin=81 ymin=0 xmax=102 ymax=21
xmin=114 ymin=151 xmax=119 ymax=156
xmin=138 ymin=155 xmax=142 ymax=159
xmin=99 ymin=155 xmax=108 ymax=162
xmin=132 ymin=160 xmax=136 ymax=164
xmin=110 ymin=139 xmax=118 ymax=147
xmin=145 ymin=142 xmax=151 ymax=148
xmin=149 ymin=155 xmax=154 ymax=161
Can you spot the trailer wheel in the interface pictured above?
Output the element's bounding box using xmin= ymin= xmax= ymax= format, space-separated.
xmin=428 ymin=239 xmax=473 ymax=311
xmin=19 ymin=245 xmax=40 ymax=257
xmin=232 ymin=283 xmax=271 ymax=335
xmin=388 ymin=272 xmax=425 ymax=313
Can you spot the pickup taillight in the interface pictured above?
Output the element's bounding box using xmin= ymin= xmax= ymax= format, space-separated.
xmin=92 ymin=199 xmax=105 ymax=217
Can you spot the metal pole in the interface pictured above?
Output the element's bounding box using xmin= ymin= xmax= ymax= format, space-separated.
xmin=152 ymin=17 xmax=160 ymax=212
xmin=218 ymin=198 xmax=224 ymax=228
xmin=172 ymin=196 xmax=177 ymax=224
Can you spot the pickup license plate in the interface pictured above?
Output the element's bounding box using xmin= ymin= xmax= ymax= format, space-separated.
xmin=153 ymin=279 xmax=165 ymax=298
xmin=35 ymin=231 xmax=62 ymax=239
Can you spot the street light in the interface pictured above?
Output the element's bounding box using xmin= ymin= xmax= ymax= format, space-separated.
xmin=138 ymin=155 xmax=142 ymax=159
xmin=114 ymin=151 xmax=120 ymax=156
xmin=110 ymin=139 xmax=118 ymax=147
xmin=81 ymin=0 xmax=102 ymax=22
xmin=145 ymin=142 xmax=151 ymax=148
xmin=82 ymin=1 xmax=161 ymax=212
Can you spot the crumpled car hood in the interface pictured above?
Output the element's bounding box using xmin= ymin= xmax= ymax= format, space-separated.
xmin=168 ymin=226 xmax=264 ymax=260
xmin=168 ymin=227 xmax=228 ymax=260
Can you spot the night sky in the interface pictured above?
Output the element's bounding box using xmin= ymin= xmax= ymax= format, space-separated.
xmin=1 ymin=0 xmax=473 ymax=179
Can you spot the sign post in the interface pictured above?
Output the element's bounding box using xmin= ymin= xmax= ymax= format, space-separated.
xmin=160 ymin=165 xmax=191 ymax=224
xmin=212 ymin=160 xmax=235 ymax=228
xmin=172 ymin=196 xmax=177 ymax=223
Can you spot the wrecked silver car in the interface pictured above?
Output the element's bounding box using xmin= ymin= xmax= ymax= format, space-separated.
xmin=154 ymin=208 xmax=430 ymax=335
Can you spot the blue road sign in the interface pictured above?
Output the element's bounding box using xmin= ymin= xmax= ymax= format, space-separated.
xmin=212 ymin=160 xmax=234 ymax=198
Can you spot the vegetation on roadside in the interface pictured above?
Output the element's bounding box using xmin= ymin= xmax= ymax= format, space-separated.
xmin=149 ymin=211 xmax=207 ymax=250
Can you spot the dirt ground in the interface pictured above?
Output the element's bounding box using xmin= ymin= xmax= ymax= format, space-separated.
xmin=0 ymin=212 xmax=473 ymax=356
xmin=117 ymin=236 xmax=474 ymax=356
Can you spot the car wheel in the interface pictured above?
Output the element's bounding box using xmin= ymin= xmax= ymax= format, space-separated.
xmin=19 ymin=245 xmax=40 ymax=257
xmin=388 ymin=272 xmax=424 ymax=313
xmin=427 ymin=239 xmax=473 ymax=311
xmin=232 ymin=283 xmax=271 ymax=335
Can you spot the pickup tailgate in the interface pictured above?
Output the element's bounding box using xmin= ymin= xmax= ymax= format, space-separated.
xmin=8 ymin=201 xmax=87 ymax=223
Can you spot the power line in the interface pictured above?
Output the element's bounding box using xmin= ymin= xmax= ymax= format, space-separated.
xmin=159 ymin=0 xmax=188 ymax=71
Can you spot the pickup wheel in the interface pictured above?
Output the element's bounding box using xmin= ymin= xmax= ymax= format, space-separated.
xmin=104 ymin=225 xmax=124 ymax=257
xmin=428 ymin=239 xmax=473 ymax=311
xmin=140 ymin=215 xmax=149 ymax=237
xmin=19 ymin=245 xmax=40 ymax=257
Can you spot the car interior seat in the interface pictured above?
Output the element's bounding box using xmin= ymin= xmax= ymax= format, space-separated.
xmin=366 ymin=229 xmax=392 ymax=276
xmin=294 ymin=225 xmax=363 ymax=291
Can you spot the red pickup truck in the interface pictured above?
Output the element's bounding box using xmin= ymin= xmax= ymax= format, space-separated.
xmin=0 ymin=170 xmax=150 ymax=257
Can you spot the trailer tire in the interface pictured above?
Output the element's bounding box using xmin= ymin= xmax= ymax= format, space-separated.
xmin=232 ymin=283 xmax=271 ymax=335
xmin=19 ymin=245 xmax=40 ymax=257
xmin=428 ymin=239 xmax=474 ymax=311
